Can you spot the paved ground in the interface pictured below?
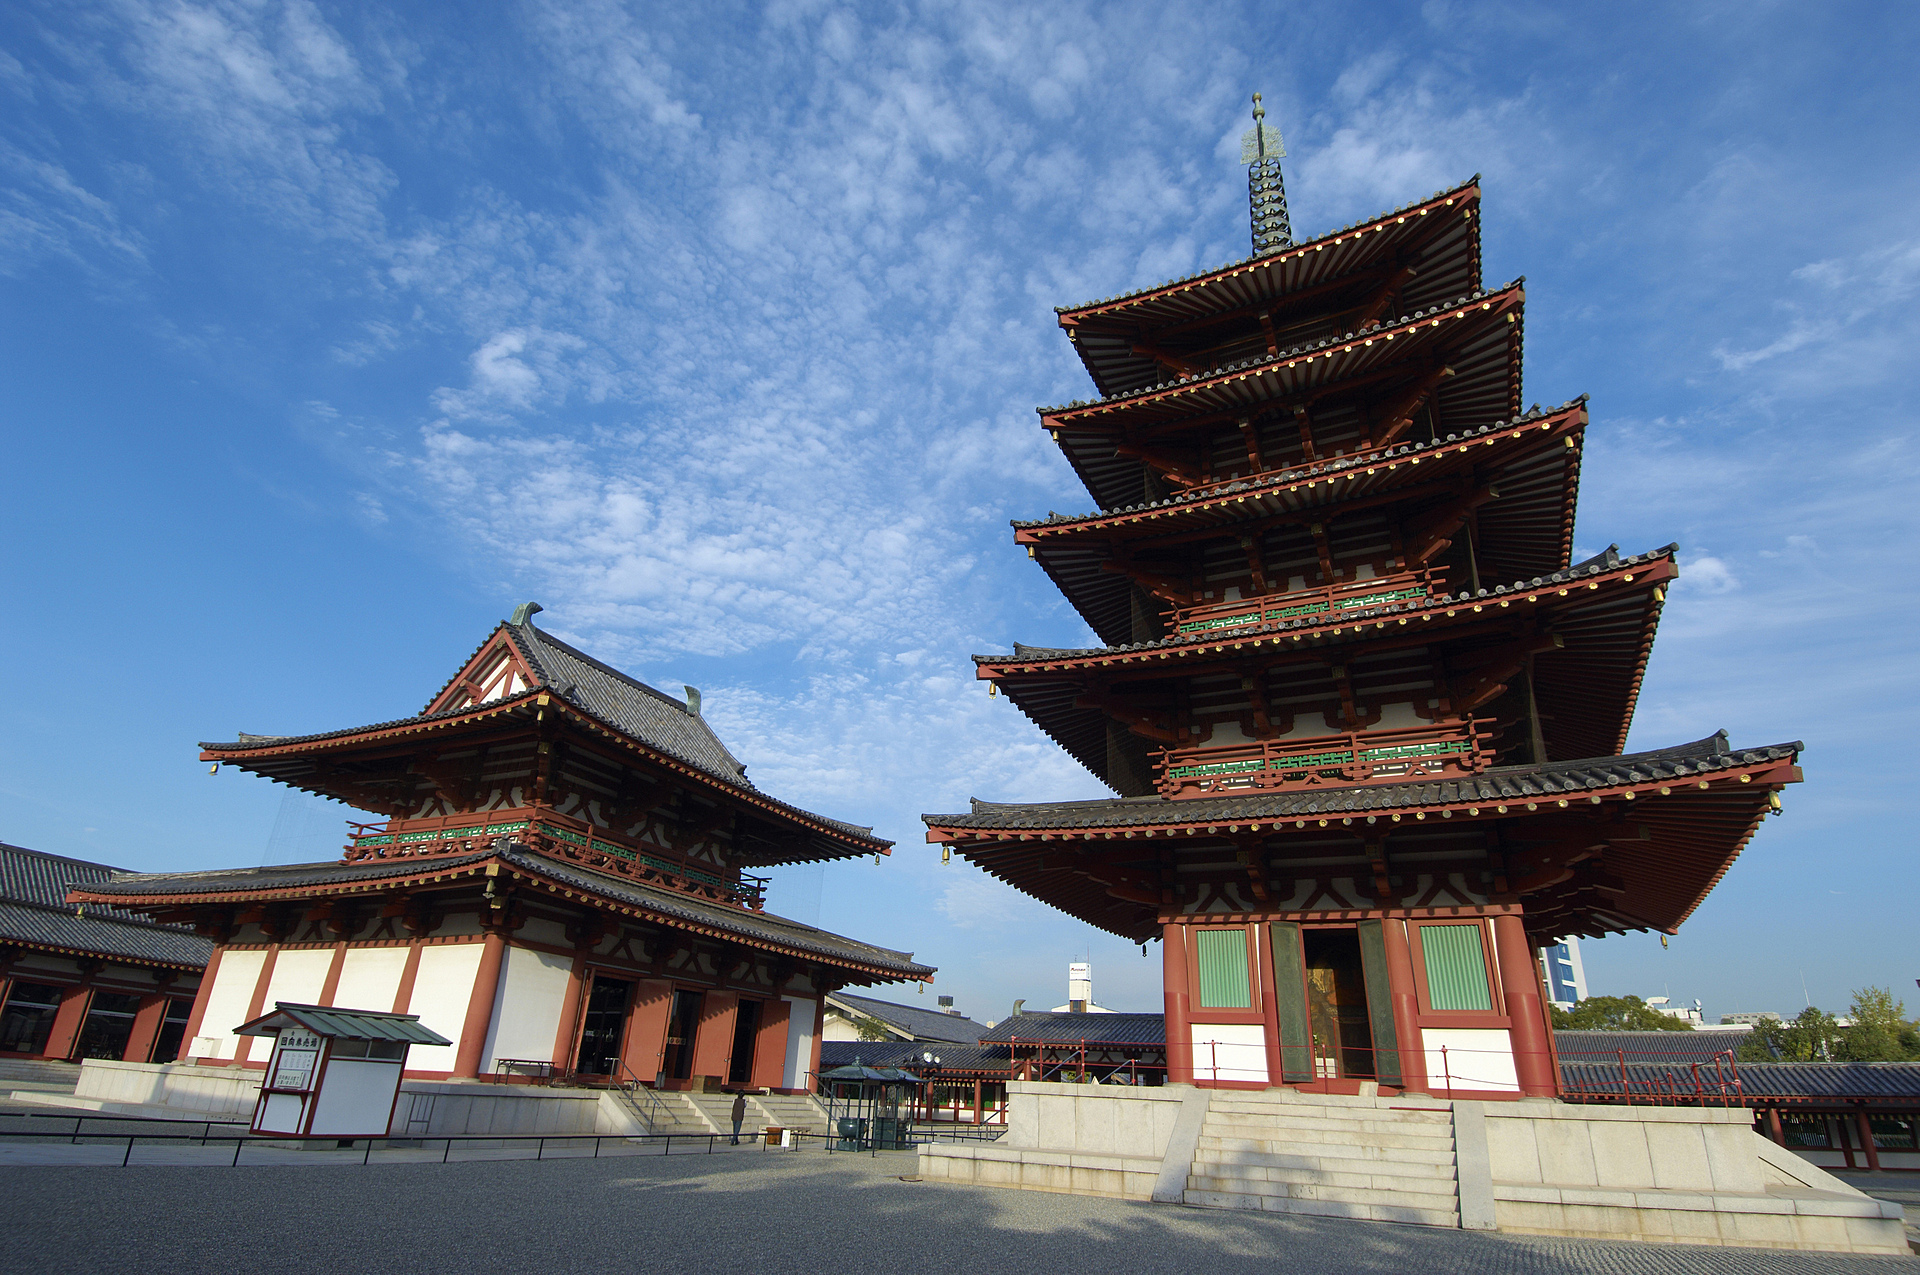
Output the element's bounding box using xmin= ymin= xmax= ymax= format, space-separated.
xmin=2 ymin=1148 xmax=1915 ymax=1275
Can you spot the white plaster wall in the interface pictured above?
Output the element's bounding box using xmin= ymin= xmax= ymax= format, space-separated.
xmin=1422 ymin=1028 xmax=1519 ymax=1092
xmin=191 ymin=949 xmax=266 ymax=1061
xmin=782 ymin=995 xmax=817 ymax=1089
xmin=308 ymin=1060 xmax=405 ymax=1136
xmin=401 ymin=944 xmax=485 ymax=1072
xmin=261 ymin=948 xmax=333 ymax=1014
xmin=331 ymin=947 xmax=409 ymax=1013
xmin=1190 ymin=1024 xmax=1268 ymax=1084
xmin=479 ymin=946 xmax=572 ymax=1070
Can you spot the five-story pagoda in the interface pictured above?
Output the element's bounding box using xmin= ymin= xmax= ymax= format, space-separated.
xmin=924 ymin=102 xmax=1800 ymax=1099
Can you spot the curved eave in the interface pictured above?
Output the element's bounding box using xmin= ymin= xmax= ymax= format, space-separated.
xmin=1020 ymin=401 xmax=1585 ymax=644
xmin=200 ymin=692 xmax=892 ymax=862
xmin=0 ymin=933 xmax=208 ymax=974
xmin=982 ymin=546 xmax=1676 ymax=776
xmin=1057 ymin=183 xmax=1484 ymax=401
xmin=1044 ymin=283 xmax=1524 ymax=513
xmin=70 ymin=847 xmax=931 ymax=983
xmin=922 ymin=742 xmax=1800 ymax=941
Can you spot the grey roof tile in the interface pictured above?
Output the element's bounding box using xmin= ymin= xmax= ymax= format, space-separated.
xmin=830 ymin=992 xmax=990 ymax=1043
xmin=0 ymin=843 xmax=211 ymax=969
xmin=924 ymin=733 xmax=1798 ymax=830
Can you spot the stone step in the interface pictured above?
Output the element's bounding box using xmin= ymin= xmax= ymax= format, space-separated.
xmin=1190 ymin=1161 xmax=1459 ymax=1199
xmin=1196 ymin=1146 xmax=1458 ymax=1180
xmin=1202 ymin=1105 xmax=1453 ymax=1132
xmin=1198 ymin=1129 xmax=1451 ymax=1152
xmin=0 ymin=1060 xmax=80 ymax=1087
xmin=1186 ymin=1186 xmax=1458 ymax=1228
xmin=1206 ymin=1092 xmax=1452 ymax=1114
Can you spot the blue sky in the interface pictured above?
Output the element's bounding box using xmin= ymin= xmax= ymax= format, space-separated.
xmin=2 ymin=0 xmax=1915 ymax=1024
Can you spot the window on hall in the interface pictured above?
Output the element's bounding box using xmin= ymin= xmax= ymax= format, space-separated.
xmin=151 ymin=999 xmax=193 ymax=1065
xmin=1195 ymin=929 xmax=1252 ymax=1009
xmin=1780 ymin=1117 xmax=1830 ymax=1148
xmin=1419 ymin=924 xmax=1493 ymax=1012
xmin=74 ymin=992 xmax=145 ymax=1061
xmin=0 ymin=982 xmax=64 ymax=1054
xmin=1870 ymin=1117 xmax=1917 ymax=1150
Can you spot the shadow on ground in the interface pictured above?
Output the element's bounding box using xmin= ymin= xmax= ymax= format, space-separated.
xmin=1 ymin=1147 xmax=1912 ymax=1274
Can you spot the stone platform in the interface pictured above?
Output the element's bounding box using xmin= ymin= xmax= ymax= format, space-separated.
xmin=916 ymin=1081 xmax=1909 ymax=1256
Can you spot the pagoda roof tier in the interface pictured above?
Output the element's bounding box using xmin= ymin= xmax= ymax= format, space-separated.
xmin=1056 ymin=178 xmax=1483 ymax=398
xmin=200 ymin=679 xmax=887 ymax=867
xmin=976 ymin=544 xmax=1675 ymax=782
xmin=1044 ymin=282 xmax=1525 ymax=513
xmin=922 ymin=733 xmax=1801 ymax=943
xmin=69 ymin=840 xmax=931 ymax=984
xmin=1017 ymin=399 xmax=1585 ymax=645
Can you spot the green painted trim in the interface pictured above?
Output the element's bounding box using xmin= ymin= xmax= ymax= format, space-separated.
xmin=1195 ymin=929 xmax=1252 ymax=1009
xmin=1356 ymin=920 xmax=1402 ymax=1085
xmin=1420 ymin=923 xmax=1493 ymax=1012
xmin=1269 ymin=922 xmax=1312 ymax=1083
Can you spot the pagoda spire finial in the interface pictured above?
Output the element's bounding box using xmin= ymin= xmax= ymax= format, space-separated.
xmin=1241 ymin=92 xmax=1292 ymax=255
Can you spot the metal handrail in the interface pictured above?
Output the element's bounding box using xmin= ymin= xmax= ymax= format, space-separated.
xmin=615 ymin=1061 xmax=670 ymax=1133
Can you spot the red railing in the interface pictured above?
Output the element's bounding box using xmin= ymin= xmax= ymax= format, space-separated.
xmin=1170 ymin=568 xmax=1445 ymax=639
xmin=1002 ymin=1037 xmax=1169 ymax=1087
xmin=1155 ymin=718 xmax=1492 ymax=798
xmin=342 ymin=808 xmax=767 ymax=910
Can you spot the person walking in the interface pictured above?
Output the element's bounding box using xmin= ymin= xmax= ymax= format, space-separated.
xmin=730 ymin=1092 xmax=746 ymax=1145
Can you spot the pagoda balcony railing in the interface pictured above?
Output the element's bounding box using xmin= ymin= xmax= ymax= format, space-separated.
xmin=1170 ymin=568 xmax=1445 ymax=639
xmin=1154 ymin=718 xmax=1492 ymax=798
xmin=343 ymin=808 xmax=768 ymax=910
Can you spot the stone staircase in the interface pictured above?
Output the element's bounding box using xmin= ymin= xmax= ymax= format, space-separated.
xmin=1186 ymin=1089 xmax=1461 ymax=1227
xmin=0 ymin=1058 xmax=81 ymax=1097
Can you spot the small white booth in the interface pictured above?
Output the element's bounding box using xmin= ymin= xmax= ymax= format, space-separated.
xmin=236 ymin=1003 xmax=451 ymax=1139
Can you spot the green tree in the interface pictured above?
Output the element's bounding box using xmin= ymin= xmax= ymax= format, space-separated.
xmin=1838 ymin=986 xmax=1920 ymax=1062
xmin=1549 ymin=995 xmax=1697 ymax=1032
xmin=854 ymin=1014 xmax=894 ymax=1042
xmin=1737 ymin=1006 xmax=1848 ymax=1062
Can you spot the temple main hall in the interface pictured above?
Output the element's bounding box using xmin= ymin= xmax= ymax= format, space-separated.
xmin=73 ymin=605 xmax=930 ymax=1091
xmin=923 ymin=108 xmax=1799 ymax=1100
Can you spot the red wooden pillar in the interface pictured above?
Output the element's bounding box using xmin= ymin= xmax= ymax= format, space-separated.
xmin=1835 ymin=1115 xmax=1858 ymax=1169
xmin=622 ymin=979 xmax=674 ymax=1084
xmin=123 ymin=993 xmax=169 ymax=1063
xmin=808 ymin=993 xmax=825 ymax=1088
xmin=179 ymin=947 xmax=226 ymax=1058
xmin=549 ymin=955 xmax=590 ymax=1071
xmin=690 ymin=990 xmax=739 ymax=1083
xmin=238 ymin=945 xmax=281 ymax=1066
xmin=390 ymin=938 xmax=425 ymax=1013
xmin=45 ymin=983 xmax=93 ymax=1060
xmin=1162 ymin=923 xmax=1193 ymax=1085
xmin=317 ymin=942 xmax=348 ymax=1006
xmin=1857 ymin=1111 xmax=1883 ymax=1172
xmin=1381 ymin=918 xmax=1428 ymax=1093
xmin=750 ymin=998 xmax=792 ymax=1091
xmin=1492 ymin=914 xmax=1557 ymax=1097
xmin=973 ymin=1078 xmax=982 ymax=1125
xmin=453 ymin=931 xmax=508 ymax=1079
xmin=1765 ymin=1108 xmax=1786 ymax=1146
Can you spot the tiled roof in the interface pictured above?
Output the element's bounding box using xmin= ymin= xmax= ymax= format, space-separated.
xmin=1562 ymin=1060 xmax=1920 ymax=1103
xmin=977 ymin=1012 xmax=1168 ymax=1046
xmin=819 ymin=1040 xmax=1009 ymax=1075
xmin=925 ymin=732 xmax=1795 ymax=831
xmin=1055 ymin=176 xmax=1481 ymax=317
xmin=509 ymin=622 xmax=754 ymax=789
xmin=0 ymin=843 xmax=211 ymax=970
xmin=830 ymin=992 xmax=990 ymax=1043
xmin=1040 ymin=281 xmax=1519 ymax=416
xmin=1554 ymin=1030 xmax=1749 ymax=1066
xmin=985 ymin=540 xmax=1660 ymax=665
xmin=237 ymin=1003 xmax=451 ymax=1044
xmin=1012 ymin=398 xmax=1587 ymax=533
xmin=76 ymin=841 xmax=931 ymax=981
xmin=204 ymin=618 xmax=884 ymax=853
